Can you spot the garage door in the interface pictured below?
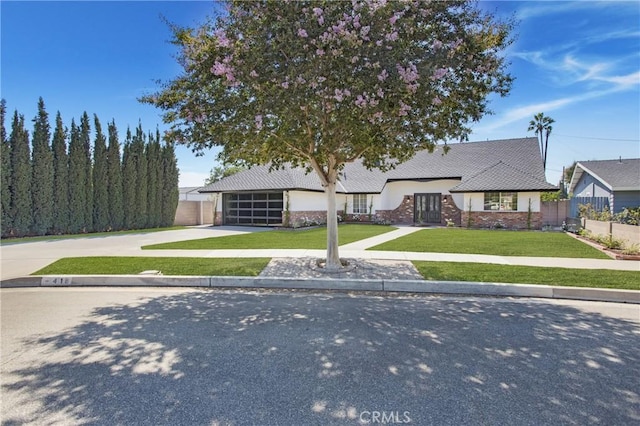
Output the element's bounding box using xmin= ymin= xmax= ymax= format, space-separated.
xmin=223 ymin=192 xmax=283 ymax=225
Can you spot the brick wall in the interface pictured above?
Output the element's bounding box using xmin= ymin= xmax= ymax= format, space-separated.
xmin=442 ymin=195 xmax=462 ymax=226
xmin=377 ymin=194 xmax=462 ymax=226
xmin=461 ymin=211 xmax=542 ymax=230
xmin=377 ymin=195 xmax=415 ymax=224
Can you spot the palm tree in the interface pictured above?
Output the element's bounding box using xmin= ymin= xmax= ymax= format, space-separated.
xmin=528 ymin=112 xmax=555 ymax=171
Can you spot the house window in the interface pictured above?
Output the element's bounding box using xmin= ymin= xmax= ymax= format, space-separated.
xmin=353 ymin=194 xmax=368 ymax=214
xmin=484 ymin=192 xmax=518 ymax=211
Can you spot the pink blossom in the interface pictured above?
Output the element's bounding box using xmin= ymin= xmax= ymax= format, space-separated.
xmin=316 ymin=48 xmax=325 ymax=56
xmin=281 ymin=81 xmax=289 ymax=89
xmin=355 ymin=95 xmax=366 ymax=108
xmin=432 ymin=96 xmax=442 ymax=105
xmin=211 ymin=61 xmax=230 ymax=76
xmin=376 ymin=87 xmax=384 ymax=98
xmin=334 ymin=89 xmax=345 ymax=102
xmin=214 ymin=30 xmax=230 ymax=48
xmin=312 ymin=7 xmax=323 ymax=16
xmin=353 ymin=14 xmax=361 ymax=29
xmin=377 ymin=69 xmax=389 ymax=81
xmin=398 ymin=101 xmax=411 ymax=116
xmin=385 ymin=31 xmax=398 ymax=42
xmin=432 ymin=39 xmax=443 ymax=50
xmin=396 ymin=63 xmax=419 ymax=83
xmin=255 ymin=115 xmax=263 ymax=130
xmin=298 ymin=28 xmax=308 ymax=38
xmin=432 ymin=68 xmax=447 ymax=80
xmin=360 ymin=26 xmax=370 ymax=38
xmin=389 ymin=13 xmax=399 ymax=25
xmin=318 ymin=15 xmax=324 ymax=26
xmin=249 ymin=70 xmax=259 ymax=78
xmin=351 ymin=56 xmax=359 ymax=63
xmin=376 ymin=40 xmax=383 ymax=47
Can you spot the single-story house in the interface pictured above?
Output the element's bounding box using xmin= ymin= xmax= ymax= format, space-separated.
xmin=200 ymin=137 xmax=557 ymax=229
xmin=568 ymin=158 xmax=640 ymax=214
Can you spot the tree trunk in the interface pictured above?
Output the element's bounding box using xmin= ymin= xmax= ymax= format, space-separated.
xmin=325 ymin=177 xmax=341 ymax=270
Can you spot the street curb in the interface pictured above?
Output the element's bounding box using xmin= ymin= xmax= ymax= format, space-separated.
xmin=1 ymin=275 xmax=638 ymax=304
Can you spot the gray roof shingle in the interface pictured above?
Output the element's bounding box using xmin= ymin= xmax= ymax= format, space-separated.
xmin=200 ymin=137 xmax=556 ymax=193
xmin=571 ymin=159 xmax=640 ymax=191
xmin=449 ymin=161 xmax=557 ymax=192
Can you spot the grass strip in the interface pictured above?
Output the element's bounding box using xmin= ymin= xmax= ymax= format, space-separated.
xmin=413 ymin=261 xmax=639 ymax=290
xmin=372 ymin=228 xmax=609 ymax=259
xmin=2 ymin=226 xmax=187 ymax=245
xmin=143 ymin=224 xmax=395 ymax=250
xmin=33 ymin=257 xmax=271 ymax=277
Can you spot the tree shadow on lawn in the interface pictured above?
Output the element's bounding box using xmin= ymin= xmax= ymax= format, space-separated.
xmin=3 ymin=290 xmax=639 ymax=425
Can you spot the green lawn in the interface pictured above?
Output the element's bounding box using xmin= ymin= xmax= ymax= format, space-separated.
xmin=413 ymin=261 xmax=639 ymax=290
xmin=32 ymin=256 xmax=637 ymax=291
xmin=1 ymin=226 xmax=186 ymax=245
xmin=142 ymin=224 xmax=396 ymax=250
xmin=33 ymin=257 xmax=271 ymax=276
xmin=370 ymin=228 xmax=609 ymax=259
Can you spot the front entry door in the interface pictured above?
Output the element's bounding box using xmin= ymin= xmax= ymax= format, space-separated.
xmin=414 ymin=193 xmax=441 ymax=224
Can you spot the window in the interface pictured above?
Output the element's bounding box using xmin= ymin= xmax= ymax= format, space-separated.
xmin=484 ymin=192 xmax=518 ymax=211
xmin=353 ymin=194 xmax=368 ymax=214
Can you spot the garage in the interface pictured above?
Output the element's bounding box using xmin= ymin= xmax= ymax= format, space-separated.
xmin=223 ymin=192 xmax=284 ymax=225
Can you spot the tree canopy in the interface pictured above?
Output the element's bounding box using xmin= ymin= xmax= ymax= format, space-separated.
xmin=143 ymin=0 xmax=515 ymax=268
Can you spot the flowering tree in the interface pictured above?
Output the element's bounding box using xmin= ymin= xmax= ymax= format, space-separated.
xmin=143 ymin=0 xmax=514 ymax=269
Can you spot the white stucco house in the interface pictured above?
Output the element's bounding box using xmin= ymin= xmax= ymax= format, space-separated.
xmin=199 ymin=137 xmax=557 ymax=229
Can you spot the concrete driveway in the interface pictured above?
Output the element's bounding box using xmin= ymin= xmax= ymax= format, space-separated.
xmin=1 ymin=288 xmax=639 ymax=425
xmin=0 ymin=226 xmax=269 ymax=281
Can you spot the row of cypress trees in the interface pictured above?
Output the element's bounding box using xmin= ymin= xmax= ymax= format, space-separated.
xmin=1 ymin=98 xmax=179 ymax=238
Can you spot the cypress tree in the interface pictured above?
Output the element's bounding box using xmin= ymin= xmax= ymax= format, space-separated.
xmin=121 ymin=128 xmax=136 ymax=229
xmin=68 ymin=119 xmax=86 ymax=233
xmin=30 ymin=97 xmax=54 ymax=235
xmin=51 ymin=112 xmax=69 ymax=234
xmin=161 ymin=141 xmax=179 ymax=227
xmin=106 ymin=120 xmax=123 ymax=231
xmin=1 ymin=100 xmax=11 ymax=237
xmin=80 ymin=112 xmax=93 ymax=232
xmin=92 ymin=115 xmax=109 ymax=232
xmin=145 ymin=130 xmax=161 ymax=228
xmin=132 ymin=124 xmax=147 ymax=229
xmin=9 ymin=111 xmax=32 ymax=237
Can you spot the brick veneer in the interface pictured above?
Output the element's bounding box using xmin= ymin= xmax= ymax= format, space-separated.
xmin=377 ymin=194 xmax=463 ymax=226
xmin=442 ymin=195 xmax=462 ymax=226
xmin=461 ymin=211 xmax=542 ymax=230
xmin=377 ymin=195 xmax=415 ymax=224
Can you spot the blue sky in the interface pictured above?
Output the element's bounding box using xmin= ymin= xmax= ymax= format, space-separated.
xmin=2 ymin=1 xmax=639 ymax=188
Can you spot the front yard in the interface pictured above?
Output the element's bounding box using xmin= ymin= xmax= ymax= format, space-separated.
xmin=142 ymin=224 xmax=395 ymax=250
xmin=370 ymin=228 xmax=610 ymax=259
xmin=31 ymin=226 xmax=638 ymax=290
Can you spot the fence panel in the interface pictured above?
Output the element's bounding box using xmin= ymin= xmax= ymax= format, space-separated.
xmin=569 ymin=197 xmax=609 ymax=218
xmin=541 ymin=200 xmax=569 ymax=226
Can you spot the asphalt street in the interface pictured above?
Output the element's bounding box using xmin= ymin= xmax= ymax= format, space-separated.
xmin=1 ymin=287 xmax=638 ymax=425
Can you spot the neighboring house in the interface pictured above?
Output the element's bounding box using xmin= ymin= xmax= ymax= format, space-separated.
xmin=179 ymin=187 xmax=211 ymax=201
xmin=568 ymin=158 xmax=640 ymax=214
xmin=200 ymin=137 xmax=557 ymax=229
